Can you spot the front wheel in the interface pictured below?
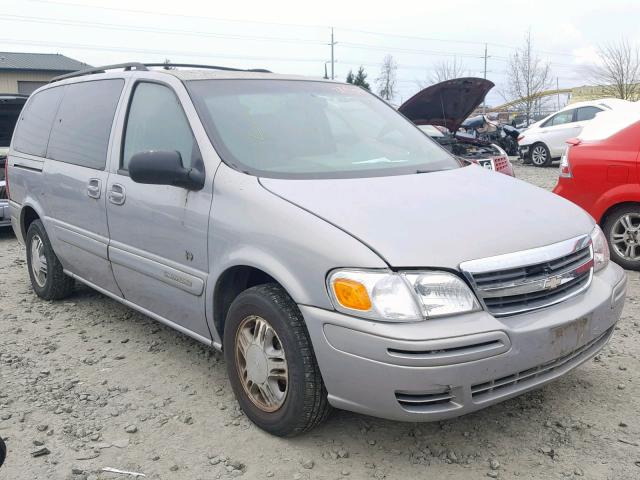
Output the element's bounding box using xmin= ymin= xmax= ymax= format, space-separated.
xmin=26 ymin=219 xmax=75 ymax=300
xmin=223 ymin=284 xmax=331 ymax=436
xmin=603 ymin=205 xmax=640 ymax=270
xmin=530 ymin=143 xmax=552 ymax=167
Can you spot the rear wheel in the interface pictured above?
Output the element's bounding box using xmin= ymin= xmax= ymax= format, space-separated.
xmin=603 ymin=205 xmax=640 ymax=270
xmin=26 ymin=220 xmax=74 ymax=299
xmin=223 ymin=283 xmax=331 ymax=436
xmin=530 ymin=142 xmax=552 ymax=167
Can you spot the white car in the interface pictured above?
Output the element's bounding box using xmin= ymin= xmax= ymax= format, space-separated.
xmin=518 ymin=98 xmax=630 ymax=166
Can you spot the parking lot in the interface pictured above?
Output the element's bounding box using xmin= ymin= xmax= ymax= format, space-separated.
xmin=0 ymin=160 xmax=638 ymax=480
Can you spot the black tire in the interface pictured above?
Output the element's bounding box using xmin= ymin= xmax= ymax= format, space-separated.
xmin=602 ymin=204 xmax=640 ymax=271
xmin=530 ymin=142 xmax=552 ymax=167
xmin=26 ymin=219 xmax=74 ymax=300
xmin=223 ymin=283 xmax=331 ymax=437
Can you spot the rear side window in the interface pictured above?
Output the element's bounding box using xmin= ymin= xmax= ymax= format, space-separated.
xmin=47 ymin=79 xmax=124 ymax=169
xmin=543 ymin=109 xmax=574 ymax=127
xmin=122 ymin=82 xmax=196 ymax=170
xmin=576 ymin=106 xmax=602 ymax=122
xmin=12 ymin=87 xmax=63 ymax=156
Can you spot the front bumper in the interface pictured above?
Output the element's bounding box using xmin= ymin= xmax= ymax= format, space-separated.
xmin=518 ymin=145 xmax=530 ymax=159
xmin=0 ymin=200 xmax=10 ymax=227
xmin=301 ymin=262 xmax=626 ymax=422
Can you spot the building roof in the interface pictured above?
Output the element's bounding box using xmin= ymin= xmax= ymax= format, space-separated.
xmin=0 ymin=52 xmax=90 ymax=72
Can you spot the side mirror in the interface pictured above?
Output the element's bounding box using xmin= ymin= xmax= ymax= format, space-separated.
xmin=128 ymin=150 xmax=204 ymax=190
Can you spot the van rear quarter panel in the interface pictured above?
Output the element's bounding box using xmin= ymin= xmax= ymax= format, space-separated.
xmin=6 ymin=154 xmax=46 ymax=240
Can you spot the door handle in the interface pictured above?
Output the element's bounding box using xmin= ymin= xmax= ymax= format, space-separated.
xmin=87 ymin=178 xmax=101 ymax=199
xmin=108 ymin=183 xmax=126 ymax=205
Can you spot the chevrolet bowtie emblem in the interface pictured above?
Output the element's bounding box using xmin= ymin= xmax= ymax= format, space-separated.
xmin=543 ymin=276 xmax=562 ymax=290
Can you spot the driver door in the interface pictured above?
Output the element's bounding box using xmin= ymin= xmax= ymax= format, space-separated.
xmin=106 ymin=80 xmax=213 ymax=341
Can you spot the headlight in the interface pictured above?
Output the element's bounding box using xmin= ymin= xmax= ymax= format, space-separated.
xmin=590 ymin=225 xmax=610 ymax=273
xmin=327 ymin=269 xmax=480 ymax=322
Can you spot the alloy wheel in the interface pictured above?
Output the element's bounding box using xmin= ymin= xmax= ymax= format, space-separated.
xmin=30 ymin=234 xmax=48 ymax=287
xmin=234 ymin=315 xmax=288 ymax=412
xmin=611 ymin=213 xmax=640 ymax=261
xmin=531 ymin=145 xmax=548 ymax=166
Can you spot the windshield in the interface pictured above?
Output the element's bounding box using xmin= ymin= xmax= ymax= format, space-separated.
xmin=187 ymin=80 xmax=460 ymax=179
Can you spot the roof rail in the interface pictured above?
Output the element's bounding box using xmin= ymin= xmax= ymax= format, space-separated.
xmin=49 ymin=62 xmax=149 ymax=83
xmin=143 ymin=63 xmax=271 ymax=73
xmin=49 ymin=62 xmax=272 ymax=83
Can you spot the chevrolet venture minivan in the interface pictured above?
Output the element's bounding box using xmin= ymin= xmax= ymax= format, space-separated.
xmin=6 ymin=63 xmax=627 ymax=437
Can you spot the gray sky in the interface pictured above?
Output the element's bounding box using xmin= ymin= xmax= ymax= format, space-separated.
xmin=2 ymin=0 xmax=640 ymax=105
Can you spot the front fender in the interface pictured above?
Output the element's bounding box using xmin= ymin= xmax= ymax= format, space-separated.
xmin=204 ymin=164 xmax=387 ymax=346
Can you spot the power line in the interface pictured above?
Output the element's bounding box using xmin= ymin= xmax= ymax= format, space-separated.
xmin=27 ymin=0 xmax=588 ymax=60
xmin=28 ymin=0 xmax=330 ymax=31
xmin=0 ymin=38 xmax=327 ymax=64
xmin=0 ymin=14 xmax=326 ymax=46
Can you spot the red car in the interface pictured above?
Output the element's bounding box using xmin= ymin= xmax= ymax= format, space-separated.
xmin=553 ymin=107 xmax=640 ymax=270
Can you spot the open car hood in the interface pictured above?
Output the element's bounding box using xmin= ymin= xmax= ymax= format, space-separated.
xmin=398 ymin=77 xmax=494 ymax=132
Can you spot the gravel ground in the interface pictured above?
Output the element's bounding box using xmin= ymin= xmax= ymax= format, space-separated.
xmin=1 ymin=158 xmax=639 ymax=480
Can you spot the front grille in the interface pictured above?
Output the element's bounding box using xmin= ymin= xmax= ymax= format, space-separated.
xmin=471 ymin=327 xmax=613 ymax=401
xmin=0 ymin=185 xmax=6 ymax=200
xmin=462 ymin=236 xmax=593 ymax=317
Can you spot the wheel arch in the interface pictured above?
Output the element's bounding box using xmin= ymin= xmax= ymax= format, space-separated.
xmin=593 ymin=186 xmax=640 ymax=224
xmin=212 ymin=264 xmax=288 ymax=343
xmin=600 ymin=200 xmax=640 ymax=226
xmin=20 ymin=204 xmax=42 ymax=240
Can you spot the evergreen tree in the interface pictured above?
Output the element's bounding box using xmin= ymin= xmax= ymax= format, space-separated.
xmin=346 ymin=70 xmax=355 ymax=84
xmin=353 ymin=66 xmax=370 ymax=90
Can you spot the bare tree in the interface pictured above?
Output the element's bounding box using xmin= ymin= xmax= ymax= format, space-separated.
xmin=416 ymin=57 xmax=467 ymax=88
xmin=503 ymin=30 xmax=553 ymax=124
xmin=376 ymin=55 xmax=398 ymax=102
xmin=590 ymin=38 xmax=640 ymax=100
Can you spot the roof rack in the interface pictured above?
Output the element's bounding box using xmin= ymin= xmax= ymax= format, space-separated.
xmin=144 ymin=63 xmax=272 ymax=73
xmin=49 ymin=62 xmax=272 ymax=83
xmin=50 ymin=62 xmax=148 ymax=83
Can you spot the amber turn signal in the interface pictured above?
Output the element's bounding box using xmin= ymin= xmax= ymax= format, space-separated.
xmin=332 ymin=278 xmax=372 ymax=311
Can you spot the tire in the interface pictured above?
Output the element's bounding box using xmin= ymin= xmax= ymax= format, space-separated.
xmin=602 ymin=205 xmax=640 ymax=271
xmin=530 ymin=142 xmax=552 ymax=167
xmin=223 ymin=283 xmax=331 ymax=436
xmin=26 ymin=219 xmax=75 ymax=300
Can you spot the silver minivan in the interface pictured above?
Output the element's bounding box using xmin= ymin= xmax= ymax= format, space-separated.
xmin=6 ymin=63 xmax=627 ymax=436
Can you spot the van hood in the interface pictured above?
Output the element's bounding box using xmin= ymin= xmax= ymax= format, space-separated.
xmin=398 ymin=77 xmax=494 ymax=132
xmin=259 ymin=166 xmax=594 ymax=268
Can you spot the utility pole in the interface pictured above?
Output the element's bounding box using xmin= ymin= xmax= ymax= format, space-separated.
xmin=556 ymin=77 xmax=560 ymax=111
xmin=482 ymin=43 xmax=488 ymax=114
xmin=329 ymin=27 xmax=336 ymax=80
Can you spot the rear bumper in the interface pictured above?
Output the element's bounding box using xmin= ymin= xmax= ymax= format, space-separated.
xmin=8 ymin=200 xmax=22 ymax=240
xmin=0 ymin=200 xmax=10 ymax=227
xmin=302 ymin=262 xmax=626 ymax=422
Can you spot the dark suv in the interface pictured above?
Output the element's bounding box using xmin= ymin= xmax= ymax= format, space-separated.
xmin=0 ymin=94 xmax=27 ymax=227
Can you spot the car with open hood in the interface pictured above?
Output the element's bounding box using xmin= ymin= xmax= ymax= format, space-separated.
xmin=6 ymin=63 xmax=626 ymax=436
xmin=399 ymin=77 xmax=514 ymax=176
